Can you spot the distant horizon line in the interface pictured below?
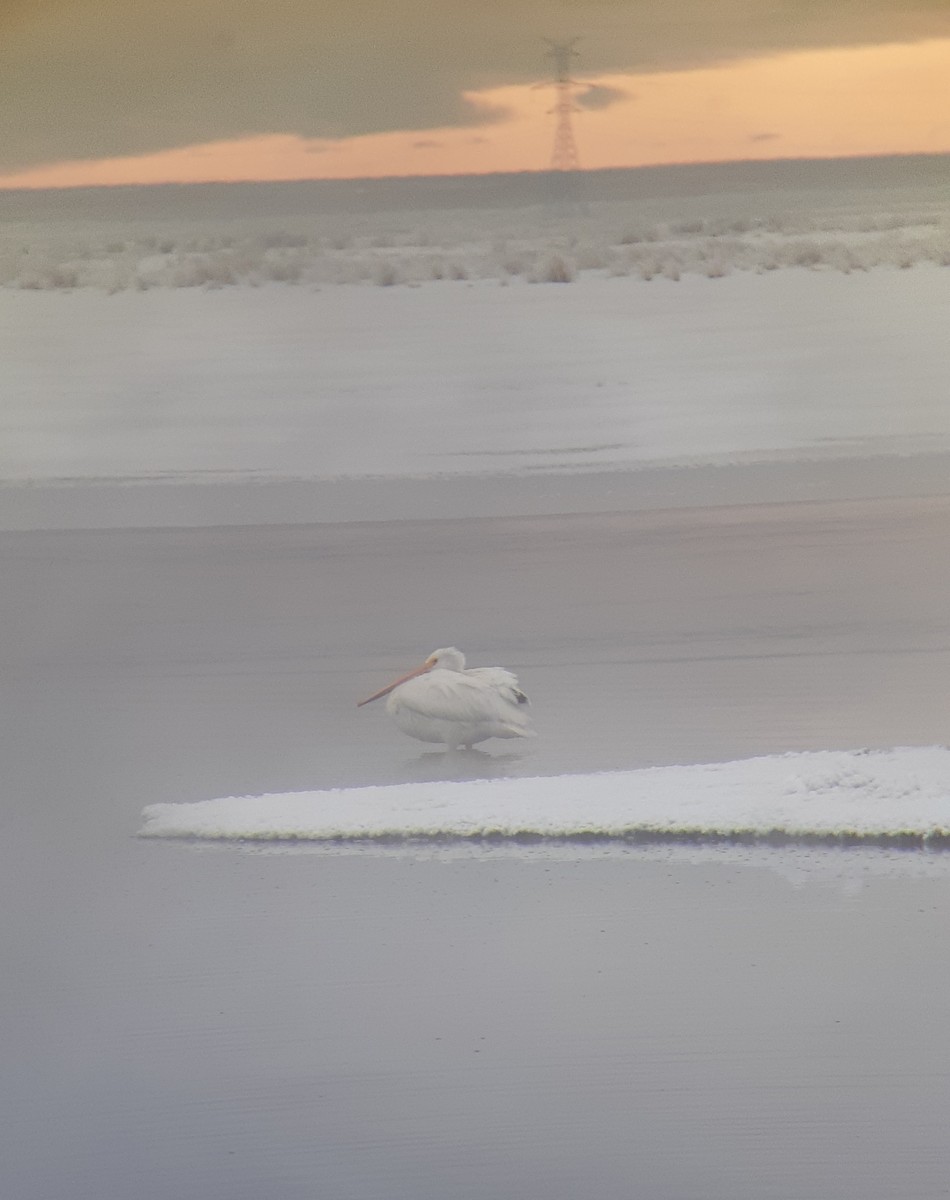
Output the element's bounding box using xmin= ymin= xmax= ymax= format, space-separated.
xmin=3 ymin=148 xmax=949 ymax=196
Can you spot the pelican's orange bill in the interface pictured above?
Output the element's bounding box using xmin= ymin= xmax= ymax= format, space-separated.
xmin=357 ymin=661 xmax=431 ymax=706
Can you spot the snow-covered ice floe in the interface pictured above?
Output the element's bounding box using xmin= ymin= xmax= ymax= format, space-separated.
xmin=140 ymin=747 xmax=950 ymax=849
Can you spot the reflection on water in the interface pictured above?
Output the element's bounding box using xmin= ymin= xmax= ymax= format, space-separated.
xmin=398 ymin=747 xmax=533 ymax=783
xmin=184 ymin=835 xmax=950 ymax=887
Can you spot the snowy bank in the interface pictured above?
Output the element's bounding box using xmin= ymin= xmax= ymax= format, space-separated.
xmin=139 ymin=746 xmax=950 ymax=847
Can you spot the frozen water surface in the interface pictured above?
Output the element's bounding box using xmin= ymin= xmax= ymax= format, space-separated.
xmin=2 ymin=269 xmax=950 ymax=487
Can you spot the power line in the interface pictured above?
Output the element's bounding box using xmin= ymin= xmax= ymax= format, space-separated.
xmin=542 ymin=38 xmax=581 ymax=171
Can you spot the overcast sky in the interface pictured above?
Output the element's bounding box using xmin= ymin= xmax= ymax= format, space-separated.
xmin=4 ymin=0 xmax=950 ymax=174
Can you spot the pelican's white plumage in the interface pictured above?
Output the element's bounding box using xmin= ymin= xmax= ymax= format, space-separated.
xmin=357 ymin=646 xmax=536 ymax=748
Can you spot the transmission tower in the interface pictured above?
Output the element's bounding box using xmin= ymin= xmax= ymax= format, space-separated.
xmin=543 ymin=38 xmax=581 ymax=171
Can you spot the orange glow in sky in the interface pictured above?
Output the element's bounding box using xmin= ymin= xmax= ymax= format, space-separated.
xmin=3 ymin=38 xmax=950 ymax=188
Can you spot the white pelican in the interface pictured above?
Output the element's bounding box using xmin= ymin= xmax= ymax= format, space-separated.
xmin=357 ymin=646 xmax=536 ymax=749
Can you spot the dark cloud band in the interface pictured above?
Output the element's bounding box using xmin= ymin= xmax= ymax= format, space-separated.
xmin=1 ymin=0 xmax=947 ymax=171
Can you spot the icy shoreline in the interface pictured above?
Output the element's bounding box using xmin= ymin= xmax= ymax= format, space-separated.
xmin=4 ymin=455 xmax=950 ymax=533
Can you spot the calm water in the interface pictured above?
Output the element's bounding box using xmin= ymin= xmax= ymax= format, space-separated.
xmin=3 ymin=486 xmax=950 ymax=1198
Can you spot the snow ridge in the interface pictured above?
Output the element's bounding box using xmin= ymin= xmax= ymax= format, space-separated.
xmin=139 ymin=747 xmax=950 ymax=847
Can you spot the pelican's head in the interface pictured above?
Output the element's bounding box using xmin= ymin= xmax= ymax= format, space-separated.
xmin=425 ymin=647 xmax=466 ymax=672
